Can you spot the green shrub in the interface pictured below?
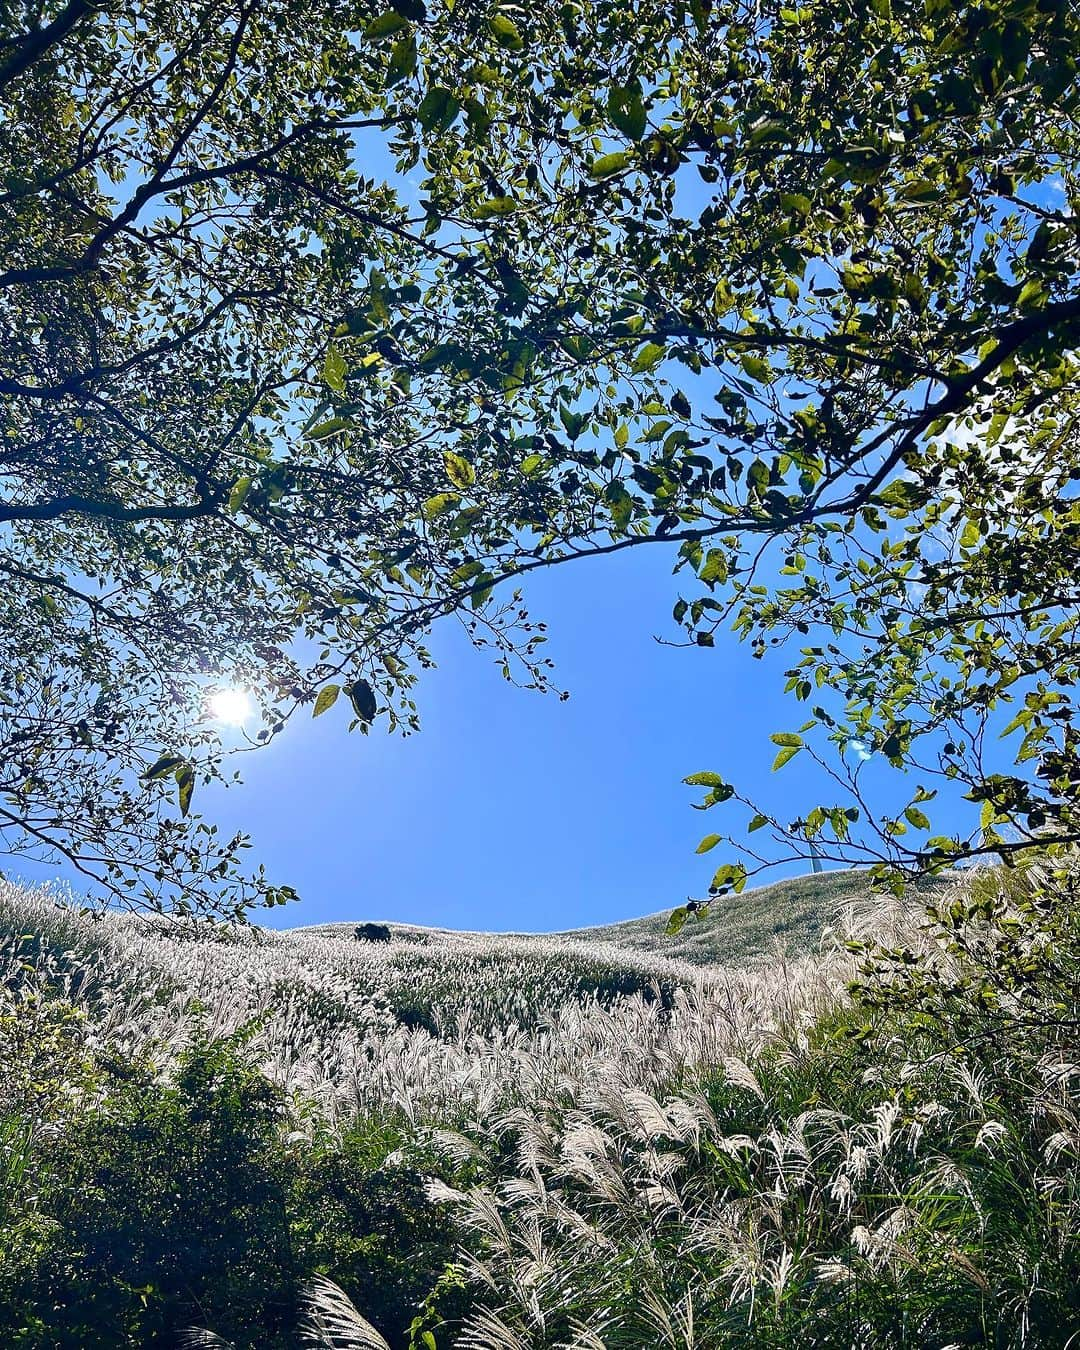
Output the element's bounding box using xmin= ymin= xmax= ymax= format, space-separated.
xmin=0 ymin=1037 xmax=464 ymax=1348
xmin=0 ymin=1037 xmax=295 ymax=1348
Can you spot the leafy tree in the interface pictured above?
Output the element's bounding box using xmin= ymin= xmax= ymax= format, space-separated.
xmin=2 ymin=0 xmax=1078 ymax=914
xmin=0 ymin=0 xmax=576 ymax=913
xmin=371 ymin=0 xmax=1080 ymax=899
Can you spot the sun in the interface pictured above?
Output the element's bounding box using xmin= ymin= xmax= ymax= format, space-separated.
xmin=208 ymin=687 xmax=253 ymax=726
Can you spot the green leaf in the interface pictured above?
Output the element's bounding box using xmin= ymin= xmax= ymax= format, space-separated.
xmin=899 ymin=178 xmax=940 ymax=203
xmin=709 ymin=862 xmax=748 ymax=894
xmin=417 ymin=86 xmax=460 ymax=133
xmin=313 ymin=684 xmax=340 ymax=717
xmin=607 ymin=81 xmax=646 ymax=140
xmin=604 ymin=480 xmax=633 ymax=529
xmin=346 ymin=679 xmax=378 ymax=723
xmin=364 ymin=10 xmax=409 ymax=39
xmin=303 ymin=418 xmax=350 ymax=440
xmin=632 ymin=341 xmax=665 ymax=373
xmin=559 ymin=404 xmax=586 ymax=440
xmin=488 ymin=13 xmax=524 ymax=49
xmin=770 ymin=732 xmax=804 ymax=748
xmin=683 ymin=771 xmax=724 ymax=787
xmin=588 ymin=151 xmax=635 ymax=179
xmin=227 ymin=476 xmax=253 ymax=514
xmin=175 ymin=763 xmax=194 ymax=817
xmin=422 ymin=492 xmax=461 ymax=520
xmin=473 ymin=196 xmax=517 ymax=219
xmin=771 ymin=745 xmax=802 ymax=771
xmin=385 ymin=35 xmax=418 ymax=85
xmin=469 ymin=571 xmax=496 ymax=608
xmin=452 ymin=559 xmax=485 ymax=585
xmin=780 ymin=191 xmax=812 ymax=216
xmin=443 ymin=450 xmax=476 ymax=488
xmin=322 ymin=344 xmax=347 ymax=394
xmin=904 ymin=805 xmax=931 ymax=830
xmin=1017 ymin=278 xmax=1046 ymax=309
xmin=748 ymin=813 xmax=768 ymax=832
xmin=739 ymin=353 xmax=771 ymax=383
xmin=700 ymin=549 xmax=727 ymax=585
xmin=142 ymin=754 xmax=185 ymax=782
xmin=696 ymin=833 xmax=722 ymax=853
xmin=665 ymin=905 xmax=689 ymax=936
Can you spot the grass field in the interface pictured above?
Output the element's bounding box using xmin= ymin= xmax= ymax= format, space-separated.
xmin=2 ymin=863 xmax=1077 ymax=1348
xmin=301 ymin=865 xmax=945 ymax=966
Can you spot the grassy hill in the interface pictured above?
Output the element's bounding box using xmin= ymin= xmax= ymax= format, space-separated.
xmin=306 ymin=867 xmax=950 ymax=968
xmin=0 ymin=868 xmax=946 ymax=1057
xmin=3 ymin=865 xmax=1075 ymax=1349
xmin=0 ymin=873 xmax=834 ymax=1122
xmin=558 ymin=866 xmax=950 ymax=965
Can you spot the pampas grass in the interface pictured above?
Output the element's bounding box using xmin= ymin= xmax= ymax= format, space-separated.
xmin=6 ymin=860 xmax=1078 ymax=1345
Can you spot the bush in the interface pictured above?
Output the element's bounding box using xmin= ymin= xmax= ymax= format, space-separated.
xmin=0 ymin=1038 xmax=294 ymax=1348
xmin=0 ymin=1037 xmax=464 ymax=1348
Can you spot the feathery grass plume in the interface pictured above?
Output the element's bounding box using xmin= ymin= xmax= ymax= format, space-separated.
xmin=297 ymin=1276 xmax=393 ymax=1350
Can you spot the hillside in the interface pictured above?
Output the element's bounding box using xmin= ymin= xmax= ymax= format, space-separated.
xmin=558 ymin=866 xmax=951 ymax=965
xmin=0 ymin=874 xmax=836 ymax=1124
xmin=3 ymin=866 xmax=1077 ymax=1349
xmin=0 ymin=869 xmax=946 ymax=1060
xmin=305 ymin=867 xmax=949 ymax=968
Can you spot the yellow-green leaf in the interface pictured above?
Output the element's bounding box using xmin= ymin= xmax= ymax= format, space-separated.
xmin=632 ymin=341 xmax=665 ymax=373
xmin=227 ymin=476 xmax=253 ymax=514
xmin=313 ymin=684 xmax=340 ymax=717
xmin=589 ymin=150 xmax=634 ymax=179
xmin=488 ymin=13 xmax=523 ymax=48
xmin=473 ymin=196 xmax=518 ymax=220
xmin=175 ymin=764 xmax=194 ymax=817
xmin=423 ymin=492 xmax=461 ymax=519
xmin=443 ymin=451 xmax=475 ymax=488
xmin=364 ymin=10 xmax=409 ymax=39
xmin=142 ymin=754 xmax=185 ymax=783
xmin=322 ymin=344 xmax=347 ymax=394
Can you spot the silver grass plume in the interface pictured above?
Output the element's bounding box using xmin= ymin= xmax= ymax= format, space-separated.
xmin=297 ymin=1275 xmax=392 ymax=1350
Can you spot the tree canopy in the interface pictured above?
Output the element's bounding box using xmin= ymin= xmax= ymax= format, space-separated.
xmin=2 ymin=0 xmax=1078 ymax=914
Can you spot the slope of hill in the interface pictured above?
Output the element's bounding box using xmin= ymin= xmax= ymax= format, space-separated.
xmin=558 ymin=867 xmax=950 ymax=965
xmin=305 ymin=867 xmax=949 ymax=968
xmin=0 ymin=875 xmax=837 ymax=1125
xmin=5 ymin=867 xmax=1072 ymax=1350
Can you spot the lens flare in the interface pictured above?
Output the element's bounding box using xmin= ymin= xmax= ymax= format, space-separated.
xmin=208 ymin=687 xmax=253 ymax=725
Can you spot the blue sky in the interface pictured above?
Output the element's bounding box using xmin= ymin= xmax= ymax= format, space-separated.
xmin=9 ymin=531 xmax=838 ymax=931
xmin=9 ymin=130 xmax=1044 ymax=933
xmin=8 ymin=521 xmax=985 ymax=933
xmin=199 ymin=541 xmax=808 ymax=931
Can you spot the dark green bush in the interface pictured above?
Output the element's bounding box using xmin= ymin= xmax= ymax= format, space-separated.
xmin=0 ymin=1038 xmax=464 ymax=1349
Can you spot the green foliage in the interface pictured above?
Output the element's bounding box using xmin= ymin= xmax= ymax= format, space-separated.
xmin=3 ymin=0 xmax=1077 ymax=915
xmin=0 ymin=1036 xmax=464 ymax=1349
xmin=291 ymin=1125 xmax=471 ymax=1346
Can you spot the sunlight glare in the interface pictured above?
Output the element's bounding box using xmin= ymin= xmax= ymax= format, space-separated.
xmin=208 ymin=687 xmax=253 ymax=726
